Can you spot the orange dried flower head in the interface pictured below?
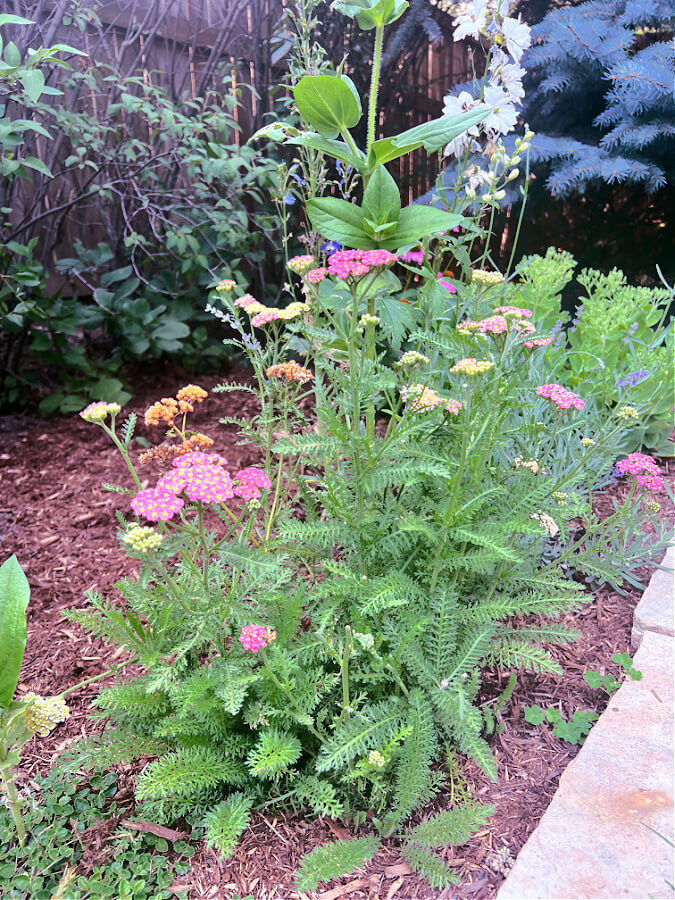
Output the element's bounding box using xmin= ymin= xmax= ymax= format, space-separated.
xmin=178 ymin=433 xmax=214 ymax=455
xmin=266 ymin=361 xmax=313 ymax=385
xmin=177 ymin=384 xmax=208 ymax=404
xmin=145 ymin=398 xmax=179 ymax=427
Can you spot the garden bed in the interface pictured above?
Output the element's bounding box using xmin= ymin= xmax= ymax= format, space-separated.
xmin=2 ymin=364 xmax=672 ymax=900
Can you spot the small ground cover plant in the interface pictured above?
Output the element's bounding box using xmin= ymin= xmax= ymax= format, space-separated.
xmin=525 ymin=653 xmax=643 ymax=745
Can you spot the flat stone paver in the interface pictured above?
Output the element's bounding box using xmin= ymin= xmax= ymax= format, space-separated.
xmin=498 ymin=552 xmax=674 ymax=900
xmin=632 ymin=545 xmax=674 ymax=649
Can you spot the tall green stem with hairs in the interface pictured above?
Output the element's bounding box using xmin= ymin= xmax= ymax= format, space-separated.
xmin=367 ymin=23 xmax=385 ymax=155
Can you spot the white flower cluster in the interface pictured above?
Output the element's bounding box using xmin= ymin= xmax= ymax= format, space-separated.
xmin=442 ymin=0 xmax=532 ymax=167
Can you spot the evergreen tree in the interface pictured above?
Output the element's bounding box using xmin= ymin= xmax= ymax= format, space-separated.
xmin=522 ymin=0 xmax=675 ymax=195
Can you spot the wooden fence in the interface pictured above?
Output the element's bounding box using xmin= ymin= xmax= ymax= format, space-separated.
xmin=2 ymin=0 xmax=472 ymax=284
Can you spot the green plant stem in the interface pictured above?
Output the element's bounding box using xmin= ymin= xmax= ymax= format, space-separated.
xmin=367 ymin=23 xmax=385 ymax=155
xmin=101 ymin=420 xmax=143 ymax=491
xmin=260 ymin=651 xmax=327 ymax=743
xmin=60 ymin=659 xmax=138 ymax=698
xmin=0 ymin=763 xmax=26 ymax=846
xmin=264 ymin=455 xmax=286 ymax=545
xmin=340 ymin=626 xmax=352 ymax=720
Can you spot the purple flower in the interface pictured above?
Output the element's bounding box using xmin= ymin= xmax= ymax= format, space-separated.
xmin=322 ymin=241 xmax=342 ymax=254
xmin=283 ymin=193 xmax=296 ymax=205
xmin=615 ymin=369 xmax=650 ymax=388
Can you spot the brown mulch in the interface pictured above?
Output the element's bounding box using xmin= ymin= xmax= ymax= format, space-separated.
xmin=1 ymin=363 xmax=673 ymax=900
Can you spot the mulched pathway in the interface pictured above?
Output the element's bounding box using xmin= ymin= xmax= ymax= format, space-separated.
xmin=1 ymin=364 xmax=672 ymax=900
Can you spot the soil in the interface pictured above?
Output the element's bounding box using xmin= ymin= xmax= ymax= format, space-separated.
xmin=1 ymin=363 xmax=673 ymax=900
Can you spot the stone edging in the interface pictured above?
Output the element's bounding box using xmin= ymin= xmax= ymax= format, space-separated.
xmin=496 ymin=546 xmax=675 ymax=900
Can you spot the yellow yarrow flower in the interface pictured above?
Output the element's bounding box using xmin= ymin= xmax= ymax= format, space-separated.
xmin=23 ymin=693 xmax=69 ymax=736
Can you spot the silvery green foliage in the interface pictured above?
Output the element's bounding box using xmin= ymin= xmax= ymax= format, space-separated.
xmin=522 ymin=0 xmax=675 ymax=195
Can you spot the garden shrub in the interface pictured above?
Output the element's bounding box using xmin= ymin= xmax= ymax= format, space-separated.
xmin=0 ymin=13 xmax=282 ymax=412
xmin=54 ymin=0 xmax=674 ymax=889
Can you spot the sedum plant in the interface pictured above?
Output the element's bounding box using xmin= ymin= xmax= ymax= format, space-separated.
xmin=63 ymin=0 xmax=673 ymax=890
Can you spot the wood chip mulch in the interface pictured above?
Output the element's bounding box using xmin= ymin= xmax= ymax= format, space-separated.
xmin=1 ymin=363 xmax=672 ymax=900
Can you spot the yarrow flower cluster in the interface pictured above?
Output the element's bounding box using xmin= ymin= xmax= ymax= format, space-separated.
xmin=552 ymin=491 xmax=569 ymax=507
xmin=458 ymin=315 xmax=508 ymax=335
xmin=22 ymin=693 xmax=69 ymax=736
xmin=493 ymin=306 xmax=532 ymax=318
xmin=530 ymin=511 xmax=559 ymax=537
xmin=239 ymin=624 xmax=277 ymax=654
xmin=617 ymin=405 xmax=639 ymax=423
xmin=144 ymin=385 xmax=208 ymax=427
xmin=401 ymin=384 xmax=463 ymax=415
xmin=278 ymin=301 xmax=310 ymax=321
xmin=287 ymin=254 xmax=315 ymax=274
xmin=471 ymin=269 xmax=505 ymax=286
xmin=326 ymin=248 xmax=398 ymax=280
xmin=368 ymin=750 xmax=386 ymax=768
xmin=513 ymin=456 xmax=544 ymax=475
xmin=80 ymin=401 xmax=122 ymax=423
xmin=358 ymin=313 xmax=380 ymax=329
xmin=122 ymin=524 xmax=163 ymax=552
xmin=304 ymin=266 xmax=329 ymax=284
xmin=616 ymin=369 xmax=650 ymax=388
xmin=616 ymin=453 xmax=666 ymax=492
xmin=234 ymin=294 xmax=266 ymax=315
xmin=266 ymin=361 xmax=313 ymax=384
xmin=581 ymin=437 xmax=596 ymax=447
xmin=397 ymin=350 xmax=429 ymax=368
xmin=450 ymin=357 xmax=494 ymax=376
xmin=131 ymin=452 xmax=237 ymax=520
xmin=251 ymin=308 xmax=281 ymax=327
xmin=234 ymin=466 xmax=272 ymax=501
xmin=239 ymin=298 xmax=310 ymax=328
xmin=216 ymin=279 xmax=237 ymax=292
xmin=536 ymin=384 xmax=585 ymax=411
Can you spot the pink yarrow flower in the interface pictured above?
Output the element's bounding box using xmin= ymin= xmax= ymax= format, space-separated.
xmin=131 ymin=451 xmax=235 ymax=519
xmin=327 ymin=248 xmax=397 ymax=280
xmin=234 ymin=466 xmax=272 ymax=500
xmin=251 ymin=308 xmax=281 ymax=327
xmin=305 ymin=267 xmax=329 ymax=284
xmin=616 ymin=452 xmax=666 ymax=492
xmin=493 ymin=306 xmax=533 ymax=318
xmin=131 ymin=487 xmax=185 ymax=521
xmin=239 ymin=624 xmax=277 ymax=653
xmin=536 ymin=383 xmax=585 ymax=411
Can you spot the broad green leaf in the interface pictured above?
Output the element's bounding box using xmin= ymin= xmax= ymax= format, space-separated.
xmin=389 ymin=106 xmax=490 ymax=152
xmin=379 ymin=205 xmax=464 ymax=250
xmin=333 ymin=0 xmax=409 ymax=29
xmin=21 ymin=156 xmax=52 ymax=177
xmin=20 ymin=68 xmax=44 ymax=103
xmin=4 ymin=41 xmax=21 ymax=67
xmin=305 ymin=197 xmax=372 ymax=248
xmin=0 ymin=15 xmax=34 ymax=27
xmin=293 ymin=74 xmax=362 ymax=139
xmin=369 ymin=137 xmax=419 ymax=167
xmin=288 ymin=133 xmax=365 ymax=171
xmin=362 ymin=164 xmax=401 ymax=226
xmin=0 ymin=555 xmax=30 ymax=707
